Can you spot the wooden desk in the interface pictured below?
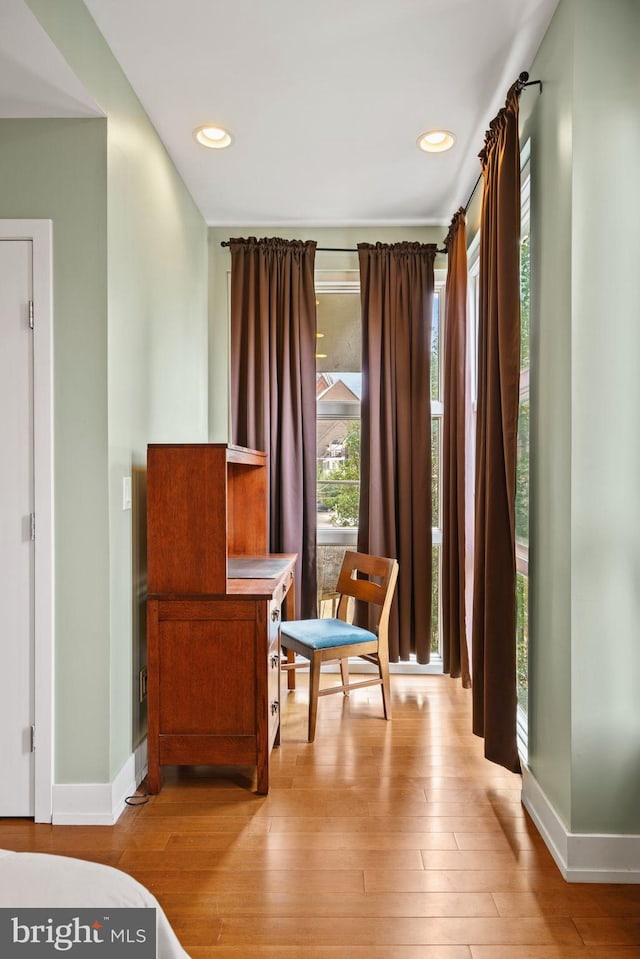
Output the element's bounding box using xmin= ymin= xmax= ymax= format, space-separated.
xmin=146 ymin=442 xmax=296 ymax=795
xmin=147 ymin=555 xmax=295 ymax=795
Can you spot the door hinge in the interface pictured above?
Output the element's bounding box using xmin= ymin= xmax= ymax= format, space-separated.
xmin=29 ymin=300 xmax=34 ymax=330
xmin=30 ymin=513 xmax=36 ymax=541
xmin=30 ymin=725 xmax=36 ymax=752
xmin=138 ymin=667 xmax=148 ymax=703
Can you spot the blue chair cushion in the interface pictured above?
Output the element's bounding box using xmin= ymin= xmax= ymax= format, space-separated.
xmin=281 ymin=618 xmax=377 ymax=651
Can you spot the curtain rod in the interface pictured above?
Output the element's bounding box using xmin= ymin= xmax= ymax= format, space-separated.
xmin=461 ymin=73 xmax=541 ymax=217
xmin=464 ymin=70 xmax=542 ymax=213
xmin=219 ymin=74 xmax=541 ymax=260
xmin=220 ymin=242 xmax=354 ymax=252
xmin=463 ymin=172 xmax=483 ymax=216
xmin=220 ymin=241 xmax=449 ymax=254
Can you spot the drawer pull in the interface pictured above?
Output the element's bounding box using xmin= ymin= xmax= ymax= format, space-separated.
xmin=270 ymin=700 xmax=279 ymax=715
xmin=270 ymin=653 xmax=280 ymax=669
xmin=271 ymin=607 xmax=281 ymax=622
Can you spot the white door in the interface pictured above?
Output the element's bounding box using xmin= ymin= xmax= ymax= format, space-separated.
xmin=0 ymin=239 xmax=35 ymax=816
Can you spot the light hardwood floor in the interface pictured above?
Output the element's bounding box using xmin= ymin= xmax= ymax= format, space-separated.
xmin=1 ymin=674 xmax=639 ymax=958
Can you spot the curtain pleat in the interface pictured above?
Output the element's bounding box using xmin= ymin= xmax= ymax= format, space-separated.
xmin=442 ymin=210 xmax=471 ymax=688
xmin=472 ymin=83 xmax=522 ymax=773
xmin=357 ymin=242 xmax=436 ymax=663
xmin=230 ymin=236 xmax=318 ymax=618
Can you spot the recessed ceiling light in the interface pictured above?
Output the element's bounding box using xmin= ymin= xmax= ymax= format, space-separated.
xmin=315 ymin=353 xmax=327 ymax=359
xmin=194 ymin=125 xmax=232 ymax=149
xmin=316 ymin=332 xmax=325 ymax=338
xmin=417 ymin=130 xmax=455 ymax=153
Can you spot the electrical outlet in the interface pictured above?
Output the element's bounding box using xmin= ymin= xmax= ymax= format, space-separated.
xmin=139 ymin=666 xmax=148 ymax=703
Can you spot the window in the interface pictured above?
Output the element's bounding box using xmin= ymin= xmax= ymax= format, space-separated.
xmin=465 ymin=146 xmax=530 ymax=735
xmin=315 ymin=275 xmax=361 ymax=617
xmin=431 ymin=276 xmax=446 ymax=655
xmin=516 ymin=142 xmax=531 ymax=721
xmin=315 ymin=269 xmax=445 ymax=669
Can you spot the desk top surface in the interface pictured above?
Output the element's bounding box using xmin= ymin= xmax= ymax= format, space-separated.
xmin=226 ymin=553 xmax=296 ymax=598
xmin=148 ymin=554 xmax=296 ymax=601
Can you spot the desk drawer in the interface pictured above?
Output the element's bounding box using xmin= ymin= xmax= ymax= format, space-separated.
xmin=269 ymin=599 xmax=282 ymax=649
xmin=267 ymin=639 xmax=280 ymax=748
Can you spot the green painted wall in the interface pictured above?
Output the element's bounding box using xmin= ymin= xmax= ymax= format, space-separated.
xmin=569 ymin=0 xmax=640 ymax=834
xmin=0 ymin=118 xmax=111 ymax=782
xmin=524 ymin=0 xmax=640 ymax=835
xmin=522 ymin=0 xmax=575 ymax=829
xmin=20 ymin=0 xmax=209 ymax=783
xmin=208 ymin=225 xmax=446 ymax=441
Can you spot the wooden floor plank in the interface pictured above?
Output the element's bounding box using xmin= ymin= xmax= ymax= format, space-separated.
xmin=572 ymin=918 xmax=640 ymax=945
xmin=470 ymin=944 xmax=640 ymax=959
xmin=266 ymin=815 xmax=515 ymax=834
xmin=159 ymin=890 xmax=499 ymax=919
xmin=493 ymin=890 xmax=640 ymax=918
xmin=165 ymin=830 xmax=460 ymax=851
xmin=217 ymin=916 xmax=584 ymax=947
xmin=470 ymin=949 xmax=640 ymax=959
xmin=187 ymin=947 xmax=472 ymax=959
xmin=364 ymin=869 xmax=575 ymax=894
xmin=118 ymin=847 xmax=426 ymax=872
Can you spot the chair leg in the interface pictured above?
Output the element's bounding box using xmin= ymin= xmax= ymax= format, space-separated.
xmin=339 ymin=657 xmax=350 ymax=695
xmin=284 ymin=646 xmax=296 ymax=690
xmin=378 ymin=653 xmax=392 ymax=720
xmin=308 ymin=655 xmax=322 ymax=743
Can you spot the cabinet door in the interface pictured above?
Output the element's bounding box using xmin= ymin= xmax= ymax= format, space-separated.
xmin=147 ymin=446 xmax=227 ymax=594
xmin=160 ymin=619 xmax=256 ymax=736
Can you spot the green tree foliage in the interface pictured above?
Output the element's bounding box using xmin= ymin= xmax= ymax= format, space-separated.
xmin=515 ymin=230 xmax=531 ymax=704
xmin=516 ymin=572 xmax=529 ymax=710
xmin=431 ymin=547 xmax=439 ymax=653
xmin=431 ymin=420 xmax=439 ymax=527
xmin=520 ymin=234 xmax=530 ymax=369
xmin=516 ymin=233 xmax=530 ymax=544
xmin=431 ymin=295 xmax=440 ymax=400
xmin=515 ymin=400 xmax=529 ymax=543
xmin=318 ymin=423 xmax=361 ymax=527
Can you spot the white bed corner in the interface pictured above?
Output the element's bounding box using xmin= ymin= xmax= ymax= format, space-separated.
xmin=0 ymin=849 xmax=190 ymax=959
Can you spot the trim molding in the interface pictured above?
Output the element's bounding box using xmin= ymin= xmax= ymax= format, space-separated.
xmin=521 ymin=763 xmax=640 ymax=883
xmin=52 ymin=740 xmax=148 ymax=826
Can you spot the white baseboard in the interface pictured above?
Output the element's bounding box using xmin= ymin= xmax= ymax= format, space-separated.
xmin=51 ymin=740 xmax=148 ymax=826
xmin=521 ymin=763 xmax=640 ymax=883
xmin=133 ymin=737 xmax=148 ymax=788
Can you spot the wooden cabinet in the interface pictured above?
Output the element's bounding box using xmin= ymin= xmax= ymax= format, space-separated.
xmin=146 ymin=444 xmax=295 ymax=795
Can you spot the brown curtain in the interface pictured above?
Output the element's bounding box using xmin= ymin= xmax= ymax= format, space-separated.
xmin=442 ymin=209 xmax=471 ymax=688
xmin=357 ymin=242 xmax=436 ymax=663
xmin=472 ymin=81 xmax=522 ymax=773
xmin=230 ymin=236 xmax=317 ymax=619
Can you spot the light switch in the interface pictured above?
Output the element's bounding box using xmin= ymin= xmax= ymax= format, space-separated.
xmin=122 ymin=475 xmax=132 ymax=511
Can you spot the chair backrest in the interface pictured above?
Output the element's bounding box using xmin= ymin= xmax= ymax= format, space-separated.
xmin=335 ymin=551 xmax=399 ymax=633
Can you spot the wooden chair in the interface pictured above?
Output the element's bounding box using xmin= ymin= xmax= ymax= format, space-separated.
xmin=280 ymin=551 xmax=399 ymax=742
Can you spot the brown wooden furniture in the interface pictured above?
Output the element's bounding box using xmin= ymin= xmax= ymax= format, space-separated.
xmin=280 ymin=551 xmax=398 ymax=742
xmin=146 ymin=443 xmax=295 ymax=794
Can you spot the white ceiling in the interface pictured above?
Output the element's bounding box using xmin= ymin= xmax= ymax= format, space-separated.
xmin=0 ymin=0 xmax=101 ymax=118
xmin=4 ymin=0 xmax=560 ymax=227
